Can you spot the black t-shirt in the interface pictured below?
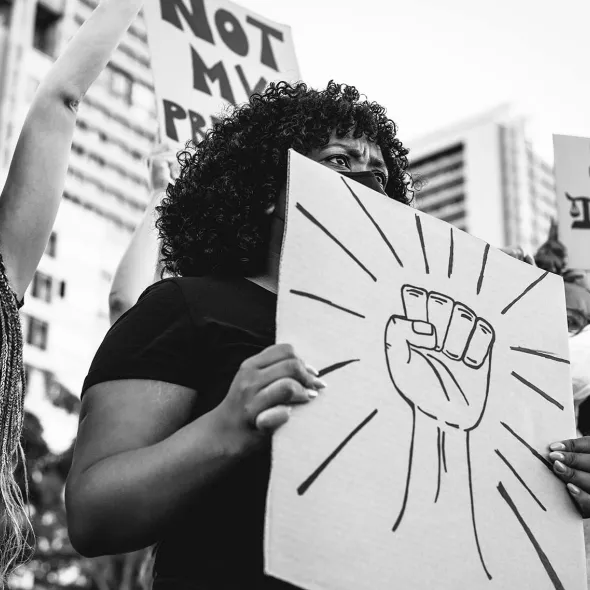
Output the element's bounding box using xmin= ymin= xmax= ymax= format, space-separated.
xmin=83 ymin=276 xmax=298 ymax=590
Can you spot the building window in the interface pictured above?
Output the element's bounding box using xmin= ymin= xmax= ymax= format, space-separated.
xmin=133 ymin=83 xmax=156 ymax=115
xmin=0 ymin=3 xmax=11 ymax=29
xmin=109 ymin=68 xmax=134 ymax=105
xmin=46 ymin=232 xmax=57 ymax=258
xmin=33 ymin=3 xmax=60 ymax=58
xmin=27 ymin=317 xmax=49 ymax=351
xmin=32 ymin=272 xmax=53 ymax=303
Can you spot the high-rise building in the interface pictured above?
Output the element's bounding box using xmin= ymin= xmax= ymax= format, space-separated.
xmin=407 ymin=105 xmax=556 ymax=252
xmin=0 ymin=0 xmax=157 ymax=452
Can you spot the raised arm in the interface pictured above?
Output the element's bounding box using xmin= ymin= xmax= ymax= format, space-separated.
xmin=0 ymin=0 xmax=145 ymax=300
xmin=109 ymin=147 xmax=178 ymax=324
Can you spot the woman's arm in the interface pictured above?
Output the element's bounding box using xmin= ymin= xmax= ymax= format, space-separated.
xmin=65 ymin=345 xmax=323 ymax=557
xmin=0 ymin=0 xmax=144 ymax=300
xmin=109 ymin=190 xmax=165 ymax=324
xmin=109 ymin=147 xmax=178 ymax=324
xmin=66 ymin=379 xmax=247 ymax=556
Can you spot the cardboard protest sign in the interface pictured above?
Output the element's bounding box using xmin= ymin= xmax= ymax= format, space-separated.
xmin=143 ymin=0 xmax=300 ymax=145
xmin=265 ymin=150 xmax=586 ymax=590
xmin=554 ymin=134 xmax=590 ymax=271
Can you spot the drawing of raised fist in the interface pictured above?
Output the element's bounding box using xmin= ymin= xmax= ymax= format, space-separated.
xmin=385 ymin=285 xmax=495 ymax=431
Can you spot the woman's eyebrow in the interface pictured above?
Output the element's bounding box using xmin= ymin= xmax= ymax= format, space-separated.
xmin=322 ymin=144 xmax=388 ymax=174
xmin=369 ymin=155 xmax=387 ymax=170
xmin=321 ymin=142 xmax=356 ymax=154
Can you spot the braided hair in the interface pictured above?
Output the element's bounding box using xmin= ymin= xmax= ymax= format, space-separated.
xmin=0 ymin=258 xmax=31 ymax=586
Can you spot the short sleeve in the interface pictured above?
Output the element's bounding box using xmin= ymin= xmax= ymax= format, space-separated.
xmin=82 ymin=279 xmax=200 ymax=396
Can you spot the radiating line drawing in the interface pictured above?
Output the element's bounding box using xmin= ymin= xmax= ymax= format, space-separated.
xmin=318 ymin=359 xmax=361 ymax=378
xmin=500 ymin=422 xmax=553 ymax=471
xmin=289 ymin=289 xmax=366 ymax=319
xmin=448 ymin=227 xmax=454 ymax=279
xmin=511 ymin=372 xmax=565 ymax=410
xmin=385 ymin=284 xmax=495 ymax=578
xmin=498 ymin=482 xmax=565 ymax=590
xmin=415 ymin=215 xmax=430 ymax=274
xmin=341 ymin=178 xmax=403 ymax=267
xmin=297 ymin=409 xmax=378 ymax=496
xmin=501 ymin=272 xmax=550 ymax=315
xmin=510 ymin=347 xmax=570 ymax=364
xmin=476 ymin=244 xmax=490 ymax=295
xmin=295 ymin=202 xmax=377 ymax=282
xmin=495 ymin=449 xmax=547 ymax=511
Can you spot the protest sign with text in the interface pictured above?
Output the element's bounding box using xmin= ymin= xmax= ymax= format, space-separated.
xmin=143 ymin=0 xmax=300 ymax=146
xmin=554 ymin=134 xmax=590 ymax=271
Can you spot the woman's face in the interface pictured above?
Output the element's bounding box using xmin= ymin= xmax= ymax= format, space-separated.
xmin=307 ymin=131 xmax=388 ymax=189
xmin=274 ymin=132 xmax=387 ymax=220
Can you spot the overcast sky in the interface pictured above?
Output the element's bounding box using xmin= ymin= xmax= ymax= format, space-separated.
xmin=237 ymin=0 xmax=590 ymax=162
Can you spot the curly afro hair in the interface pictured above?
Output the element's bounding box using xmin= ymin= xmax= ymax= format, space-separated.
xmin=156 ymin=81 xmax=413 ymax=277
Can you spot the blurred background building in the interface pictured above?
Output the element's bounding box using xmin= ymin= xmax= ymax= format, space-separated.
xmin=0 ymin=0 xmax=157 ymax=454
xmin=0 ymin=0 xmax=556 ymax=463
xmin=409 ymin=105 xmax=556 ymax=253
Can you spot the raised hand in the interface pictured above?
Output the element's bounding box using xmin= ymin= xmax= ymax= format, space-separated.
xmin=499 ymin=245 xmax=535 ymax=266
xmin=385 ymin=285 xmax=495 ymax=430
xmin=147 ymin=144 xmax=180 ymax=193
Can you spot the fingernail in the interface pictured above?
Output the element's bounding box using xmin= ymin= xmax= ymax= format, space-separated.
xmin=307 ymin=389 xmax=318 ymax=399
xmin=413 ymin=321 xmax=434 ymax=335
xmin=305 ymin=364 xmax=319 ymax=376
xmin=554 ymin=460 xmax=567 ymax=473
xmin=313 ymin=378 xmax=327 ymax=390
xmin=550 ymin=442 xmax=566 ymax=451
xmin=549 ymin=452 xmax=565 ymax=462
xmin=567 ymin=483 xmax=580 ymax=496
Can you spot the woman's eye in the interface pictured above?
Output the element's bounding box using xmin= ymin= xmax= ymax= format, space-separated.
xmin=326 ymin=155 xmax=349 ymax=168
xmin=375 ymin=172 xmax=387 ymax=186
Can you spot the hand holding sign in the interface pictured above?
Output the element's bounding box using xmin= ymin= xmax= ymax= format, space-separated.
xmin=385 ymin=285 xmax=495 ymax=431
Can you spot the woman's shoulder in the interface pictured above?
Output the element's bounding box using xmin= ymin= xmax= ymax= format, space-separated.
xmin=141 ymin=275 xmax=276 ymax=337
xmin=142 ymin=275 xmax=274 ymax=313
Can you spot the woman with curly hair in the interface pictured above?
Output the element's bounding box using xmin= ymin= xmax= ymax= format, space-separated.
xmin=65 ymin=81 xmax=414 ymax=589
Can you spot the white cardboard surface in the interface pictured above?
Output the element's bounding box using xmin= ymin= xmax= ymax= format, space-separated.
xmin=143 ymin=0 xmax=300 ymax=146
xmin=265 ymin=150 xmax=586 ymax=590
xmin=554 ymin=134 xmax=590 ymax=271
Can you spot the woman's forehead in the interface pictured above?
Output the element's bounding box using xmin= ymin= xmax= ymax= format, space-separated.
xmin=326 ymin=131 xmax=383 ymax=155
